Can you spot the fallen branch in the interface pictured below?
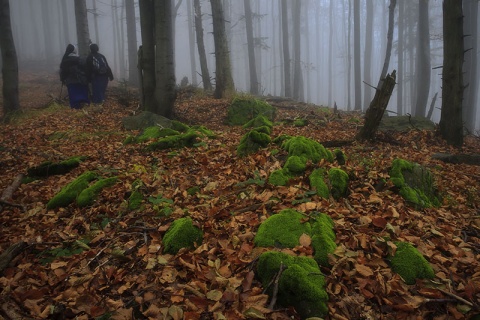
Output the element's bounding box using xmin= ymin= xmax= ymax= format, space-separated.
xmin=0 ymin=174 xmax=24 ymax=212
xmin=0 ymin=241 xmax=28 ymax=274
xmin=269 ymin=262 xmax=287 ymax=310
xmin=438 ymin=288 xmax=474 ymax=307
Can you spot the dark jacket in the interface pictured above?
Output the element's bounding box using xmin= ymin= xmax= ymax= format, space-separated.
xmin=60 ymin=54 xmax=88 ymax=86
xmin=86 ymin=52 xmax=114 ymax=82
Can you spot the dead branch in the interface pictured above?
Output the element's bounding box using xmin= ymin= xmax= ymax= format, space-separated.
xmin=0 ymin=241 xmax=28 ymax=274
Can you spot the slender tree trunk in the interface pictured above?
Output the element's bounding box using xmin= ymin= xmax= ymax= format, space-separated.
xmin=346 ymin=0 xmax=352 ymax=110
xmin=244 ymin=0 xmax=259 ymax=95
xmin=292 ymin=0 xmax=302 ymax=101
xmin=463 ymin=0 xmax=478 ymax=132
xmin=193 ymin=0 xmax=212 ymax=91
xmin=377 ymin=0 xmax=396 ymax=87
xmin=92 ymin=0 xmax=100 ymax=44
xmin=154 ymin=0 xmax=176 ymax=117
xmin=111 ymin=0 xmax=118 ymax=72
xmin=61 ymin=0 xmax=70 ymax=45
xmin=0 ymin=0 xmax=19 ymax=120
xmin=139 ymin=0 xmax=156 ymax=110
xmin=397 ymin=0 xmax=405 ymax=115
xmin=126 ymin=0 xmax=138 ymax=86
xmin=353 ymin=0 xmax=361 ymax=110
xmin=119 ymin=1 xmax=126 ymax=79
xmin=363 ymin=0 xmax=373 ymax=109
xmin=440 ymin=0 xmax=464 ymax=147
xmin=210 ymin=0 xmax=235 ymax=98
xmin=329 ymin=0 xmax=334 ymax=107
xmin=74 ymin=0 xmax=90 ymax=57
xmin=187 ymin=0 xmax=197 ymax=86
xmin=414 ymin=0 xmax=431 ymax=117
xmin=281 ymin=0 xmax=291 ymax=98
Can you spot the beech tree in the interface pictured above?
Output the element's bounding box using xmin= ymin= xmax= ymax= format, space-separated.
xmin=193 ymin=0 xmax=212 ymax=92
xmin=244 ymin=0 xmax=259 ymax=95
xmin=414 ymin=0 xmax=431 ymax=117
xmin=281 ymin=0 xmax=291 ymax=98
xmin=0 ymin=0 xmax=19 ymax=121
xmin=463 ymin=0 xmax=479 ymax=132
xmin=139 ymin=0 xmax=156 ymax=109
xmin=353 ymin=0 xmax=361 ymax=110
xmin=74 ymin=0 xmax=90 ymax=57
xmin=126 ymin=0 xmax=138 ymax=86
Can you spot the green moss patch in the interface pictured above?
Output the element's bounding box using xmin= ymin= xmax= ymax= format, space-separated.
xmin=162 ymin=217 xmax=203 ymax=254
xmin=27 ymin=156 xmax=87 ymax=178
xmin=237 ymin=129 xmax=271 ymax=157
xmin=390 ymin=159 xmax=440 ymax=208
xmin=146 ymin=130 xmax=200 ymax=151
xmin=309 ymin=169 xmax=329 ymax=198
xmin=227 ymin=97 xmax=276 ymax=126
xmin=256 ymin=251 xmax=328 ymax=318
xmin=389 ymin=242 xmax=435 ymax=285
xmin=47 ymin=171 xmax=98 ymax=210
xmin=77 ymin=177 xmax=118 ymax=207
xmin=127 ymin=180 xmax=144 ymax=211
xmin=243 ymin=115 xmax=273 ymax=130
xmin=268 ymin=169 xmax=292 ymax=186
xmin=328 ymin=168 xmax=349 ymax=200
xmin=281 ymin=136 xmax=333 ymax=163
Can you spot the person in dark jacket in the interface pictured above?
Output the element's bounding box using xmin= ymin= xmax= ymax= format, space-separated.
xmin=59 ymin=44 xmax=89 ymax=109
xmin=86 ymin=43 xmax=114 ymax=104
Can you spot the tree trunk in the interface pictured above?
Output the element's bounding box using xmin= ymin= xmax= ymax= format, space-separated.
xmin=363 ymin=0 xmax=373 ymax=110
xmin=353 ymin=0 xmax=361 ymax=110
xmin=74 ymin=0 xmax=90 ymax=57
xmin=187 ymin=0 xmax=197 ymax=86
xmin=397 ymin=0 xmax=405 ymax=115
xmin=154 ymin=0 xmax=176 ymax=118
xmin=210 ymin=0 xmax=235 ymax=99
xmin=462 ymin=0 xmax=478 ymax=132
xmin=414 ymin=0 xmax=431 ymax=117
xmin=0 ymin=0 xmax=20 ymax=120
xmin=357 ymin=71 xmax=397 ymax=141
xmin=60 ymin=0 xmax=70 ymax=45
xmin=193 ymin=0 xmax=212 ymax=92
xmin=440 ymin=0 xmax=464 ymax=147
xmin=244 ymin=0 xmax=259 ymax=95
xmin=281 ymin=0 xmax=291 ymax=98
xmin=126 ymin=0 xmax=138 ymax=86
xmin=92 ymin=0 xmax=100 ymax=44
xmin=292 ymin=0 xmax=302 ymax=101
xmin=377 ymin=0 xmax=396 ymax=88
xmin=139 ymin=0 xmax=156 ymax=110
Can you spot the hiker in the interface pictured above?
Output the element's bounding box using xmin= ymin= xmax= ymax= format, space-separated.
xmin=59 ymin=44 xmax=89 ymax=109
xmin=86 ymin=43 xmax=114 ymax=104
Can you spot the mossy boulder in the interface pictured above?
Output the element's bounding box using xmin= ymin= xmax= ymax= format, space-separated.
xmin=334 ymin=149 xmax=346 ymax=165
xmin=27 ymin=156 xmax=87 ymax=178
xmin=282 ymin=136 xmax=333 ymax=163
xmin=256 ymin=251 xmax=328 ymax=318
xmin=227 ymin=97 xmax=276 ymax=126
xmin=390 ymin=158 xmax=440 ymax=208
xmin=125 ymin=126 xmax=180 ymax=144
xmin=268 ymin=169 xmax=292 ymax=186
xmin=122 ymin=111 xmax=173 ymax=130
xmin=162 ymin=217 xmax=203 ymax=254
xmin=284 ymin=155 xmax=307 ymax=174
xmin=146 ymin=130 xmax=200 ymax=151
xmin=243 ymin=115 xmax=273 ymax=130
xmin=237 ymin=129 xmax=271 ymax=157
xmin=309 ymin=169 xmax=329 ymax=199
xmin=77 ymin=177 xmax=118 ymax=207
xmin=293 ymin=118 xmax=308 ymax=127
xmin=47 ymin=171 xmax=97 ymax=209
xmin=328 ymin=168 xmax=349 ymax=200
xmin=171 ymin=120 xmax=191 ymax=133
xmin=254 ymin=210 xmax=337 ymax=266
xmin=389 ymin=241 xmax=435 ymax=285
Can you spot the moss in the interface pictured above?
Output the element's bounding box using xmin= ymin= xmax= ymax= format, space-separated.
xmin=328 ymin=168 xmax=349 ymax=199
xmin=191 ymin=125 xmax=216 ymax=138
xmin=243 ymin=115 xmax=273 ymax=130
xmin=272 ymin=134 xmax=292 ymax=145
xmin=252 ymin=125 xmax=271 ymax=135
xmin=390 ymin=158 xmax=440 ymax=208
xmin=237 ymin=129 xmax=271 ymax=157
xmin=282 ymin=136 xmax=333 ymax=163
xmin=309 ymin=169 xmax=329 ymax=199
xmin=162 ymin=217 xmax=203 ymax=254
xmin=77 ymin=177 xmax=118 ymax=207
xmin=146 ymin=131 xmax=200 ymax=151
xmin=47 ymin=171 xmax=97 ymax=209
xmin=187 ymin=186 xmax=200 ymax=196
xmin=128 ymin=190 xmax=143 ymax=210
xmin=27 ymin=156 xmax=87 ymax=177
xmin=334 ymin=149 xmax=346 ymax=165
xmin=256 ymin=252 xmax=328 ymax=318
xmin=389 ymin=242 xmax=435 ymax=285
xmin=227 ymin=97 xmax=276 ymax=126
xmin=293 ymin=118 xmax=308 ymax=127
xmin=268 ymin=169 xmax=292 ymax=186
xmin=311 ymin=213 xmax=337 ymax=267
xmin=284 ymin=155 xmax=307 ymax=174
xmin=254 ymin=209 xmax=311 ymax=248
xmin=171 ymin=120 xmax=191 ymax=132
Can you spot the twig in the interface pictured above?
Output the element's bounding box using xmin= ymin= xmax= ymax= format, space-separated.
xmin=269 ymin=262 xmax=287 ymax=309
xmin=438 ymin=288 xmax=474 ymax=307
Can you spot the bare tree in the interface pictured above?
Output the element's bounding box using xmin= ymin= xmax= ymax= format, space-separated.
xmin=363 ymin=0 xmax=373 ymax=109
xmin=244 ymin=0 xmax=259 ymax=95
xmin=292 ymin=0 xmax=303 ymax=101
xmin=440 ymin=0 xmax=464 ymax=147
xmin=397 ymin=0 xmax=405 ymax=115
xmin=353 ymin=0 xmax=361 ymax=110
xmin=463 ymin=0 xmax=478 ymax=132
xmin=414 ymin=0 xmax=431 ymax=117
xmin=74 ymin=0 xmax=90 ymax=56
xmin=139 ymin=0 xmax=156 ymax=109
xmin=210 ymin=0 xmax=235 ymax=98
xmin=187 ymin=0 xmax=197 ymax=86
xmin=193 ymin=0 xmax=212 ymax=91
xmin=0 ymin=0 xmax=19 ymax=120
xmin=281 ymin=0 xmax=291 ymax=98
xmin=126 ymin=0 xmax=138 ymax=86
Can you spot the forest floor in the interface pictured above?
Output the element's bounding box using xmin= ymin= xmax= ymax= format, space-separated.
xmin=0 ymin=72 xmax=479 ymax=320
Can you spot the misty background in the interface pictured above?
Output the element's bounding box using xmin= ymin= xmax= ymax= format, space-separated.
xmin=6 ymin=0 xmax=480 ymax=132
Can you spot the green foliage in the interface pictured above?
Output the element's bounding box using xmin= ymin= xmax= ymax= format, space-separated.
xmin=282 ymin=136 xmax=333 ymax=163
xmin=390 ymin=158 xmax=440 ymax=208
xmin=328 ymin=168 xmax=349 ymax=200
xmin=309 ymin=169 xmax=329 ymax=199
xmin=38 ymin=239 xmax=90 ymax=264
xmin=77 ymin=177 xmax=117 ymax=207
xmin=227 ymin=97 xmax=276 ymax=126
xmin=47 ymin=171 xmax=97 ymax=209
xmin=389 ymin=242 xmax=435 ymax=285
xmin=162 ymin=217 xmax=203 ymax=254
xmin=148 ymin=194 xmax=174 ymax=217
xmin=237 ymin=129 xmax=271 ymax=157
xmin=235 ymin=171 xmax=266 ymax=187
xmin=187 ymin=186 xmax=201 ymax=196
xmin=27 ymin=156 xmax=87 ymax=177
xmin=256 ymin=251 xmax=328 ymax=318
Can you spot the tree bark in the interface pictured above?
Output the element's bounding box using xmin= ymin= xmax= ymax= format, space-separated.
xmin=292 ymin=0 xmax=303 ymax=101
xmin=126 ymin=0 xmax=138 ymax=86
xmin=244 ymin=0 xmax=259 ymax=95
xmin=0 ymin=0 xmax=20 ymax=120
xmin=281 ymin=0 xmax=291 ymax=98
xmin=74 ymin=0 xmax=90 ymax=57
xmin=363 ymin=0 xmax=373 ymax=109
xmin=187 ymin=0 xmax=197 ymax=86
xmin=353 ymin=0 xmax=362 ymax=110
xmin=139 ymin=0 xmax=156 ymax=110
xmin=414 ymin=0 xmax=431 ymax=117
xmin=193 ymin=0 xmax=212 ymax=92
xmin=397 ymin=0 xmax=405 ymax=115
xmin=357 ymin=71 xmax=397 ymax=141
xmin=440 ymin=0 xmax=464 ymax=147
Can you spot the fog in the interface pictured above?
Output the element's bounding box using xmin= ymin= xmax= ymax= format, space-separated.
xmin=6 ymin=0 xmax=480 ymax=132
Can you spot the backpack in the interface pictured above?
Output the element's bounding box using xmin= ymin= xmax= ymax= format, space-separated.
xmin=92 ymin=54 xmax=107 ymax=75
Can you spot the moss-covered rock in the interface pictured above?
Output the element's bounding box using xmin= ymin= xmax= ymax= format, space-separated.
xmin=272 ymin=134 xmax=292 ymax=145
xmin=284 ymin=155 xmax=307 ymax=174
xmin=293 ymin=118 xmax=308 ymax=127
xmin=256 ymin=251 xmax=328 ymax=318
xmin=162 ymin=217 xmax=203 ymax=254
xmin=243 ymin=115 xmax=273 ymax=130
xmin=146 ymin=131 xmax=200 ymax=151
xmin=171 ymin=120 xmax=191 ymax=133
xmin=77 ymin=177 xmax=118 ymax=207
xmin=389 ymin=241 xmax=435 ymax=285
xmin=27 ymin=156 xmax=87 ymax=177
xmin=254 ymin=209 xmax=311 ymax=248
xmin=47 ymin=171 xmax=97 ymax=209
xmin=227 ymin=97 xmax=276 ymax=126
xmin=311 ymin=213 xmax=337 ymax=267
xmin=282 ymin=136 xmax=333 ymax=163
xmin=390 ymin=158 xmax=440 ymax=208
xmin=328 ymin=168 xmax=349 ymax=200
xmin=237 ymin=129 xmax=271 ymax=157
xmin=309 ymin=169 xmax=329 ymax=199
xmin=122 ymin=111 xmax=173 ymax=131
xmin=268 ymin=169 xmax=292 ymax=186
xmin=334 ymin=149 xmax=346 ymax=165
